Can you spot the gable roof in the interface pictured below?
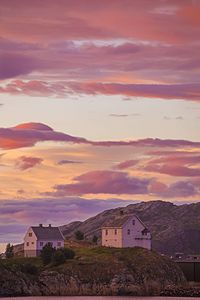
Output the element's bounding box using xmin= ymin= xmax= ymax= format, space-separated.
xmin=31 ymin=226 xmax=64 ymax=241
xmin=102 ymin=214 xmax=136 ymax=228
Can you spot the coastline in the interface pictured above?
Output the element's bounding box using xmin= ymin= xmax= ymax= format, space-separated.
xmin=0 ymin=247 xmax=187 ymax=297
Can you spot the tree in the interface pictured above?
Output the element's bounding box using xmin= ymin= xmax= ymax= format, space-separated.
xmin=52 ymin=250 xmax=66 ymax=266
xmin=40 ymin=243 xmax=55 ymax=265
xmin=5 ymin=243 xmax=14 ymax=259
xmin=75 ymin=230 xmax=84 ymax=240
xmin=92 ymin=235 xmax=98 ymax=244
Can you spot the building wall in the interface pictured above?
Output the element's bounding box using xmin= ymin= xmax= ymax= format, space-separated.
xmin=24 ymin=227 xmax=64 ymax=257
xmin=102 ymin=228 xmax=122 ymax=247
xmin=122 ymin=216 xmax=151 ymax=249
xmin=24 ymin=227 xmax=37 ymax=257
xmin=101 ymin=216 xmax=151 ymax=250
xmin=36 ymin=240 xmax=64 ymax=251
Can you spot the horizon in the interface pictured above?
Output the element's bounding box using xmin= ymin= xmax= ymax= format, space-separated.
xmin=0 ymin=0 xmax=200 ymax=251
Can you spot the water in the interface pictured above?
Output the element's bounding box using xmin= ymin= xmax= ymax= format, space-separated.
xmin=0 ymin=297 xmax=199 ymax=300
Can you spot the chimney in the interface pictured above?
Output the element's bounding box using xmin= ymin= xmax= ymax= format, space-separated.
xmin=49 ymin=224 xmax=52 ymax=228
xmin=39 ymin=224 xmax=43 ymax=227
xmin=120 ymin=210 xmax=124 ymax=216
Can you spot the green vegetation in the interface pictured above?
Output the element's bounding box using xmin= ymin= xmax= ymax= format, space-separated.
xmin=5 ymin=243 xmax=14 ymax=259
xmin=92 ymin=235 xmax=98 ymax=244
xmin=40 ymin=243 xmax=75 ymax=266
xmin=0 ymin=247 xmax=186 ymax=297
xmin=40 ymin=243 xmax=55 ymax=265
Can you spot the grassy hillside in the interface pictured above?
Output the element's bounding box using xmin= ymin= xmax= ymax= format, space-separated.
xmin=60 ymin=200 xmax=200 ymax=255
xmin=0 ymin=247 xmax=185 ymax=296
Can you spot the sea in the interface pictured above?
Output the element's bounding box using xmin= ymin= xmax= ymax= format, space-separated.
xmin=0 ymin=297 xmax=199 ymax=300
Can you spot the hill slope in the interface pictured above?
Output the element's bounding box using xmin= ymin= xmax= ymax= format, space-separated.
xmin=0 ymin=247 xmax=185 ymax=296
xmin=60 ymin=200 xmax=200 ymax=255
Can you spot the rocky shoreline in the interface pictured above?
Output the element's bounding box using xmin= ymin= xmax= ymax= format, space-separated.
xmin=161 ymin=286 xmax=200 ymax=297
xmin=0 ymin=247 xmax=187 ymax=297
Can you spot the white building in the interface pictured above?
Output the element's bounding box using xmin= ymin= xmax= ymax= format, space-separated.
xmin=102 ymin=214 xmax=151 ymax=250
xmin=24 ymin=224 xmax=65 ymax=257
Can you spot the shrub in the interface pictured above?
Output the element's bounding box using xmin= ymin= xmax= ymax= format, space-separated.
xmin=5 ymin=243 xmax=14 ymax=259
xmin=75 ymin=230 xmax=84 ymax=240
xmin=52 ymin=250 xmax=66 ymax=266
xmin=62 ymin=248 xmax=75 ymax=259
xmin=40 ymin=243 xmax=55 ymax=265
xmin=92 ymin=235 xmax=98 ymax=244
xmin=20 ymin=263 xmax=38 ymax=275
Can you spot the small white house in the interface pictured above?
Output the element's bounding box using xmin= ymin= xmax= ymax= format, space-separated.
xmin=24 ymin=224 xmax=64 ymax=257
xmin=102 ymin=214 xmax=151 ymax=250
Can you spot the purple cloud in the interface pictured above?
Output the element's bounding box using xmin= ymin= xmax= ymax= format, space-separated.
xmin=114 ymin=160 xmax=139 ymax=170
xmin=48 ymin=170 xmax=151 ymax=196
xmin=16 ymin=156 xmax=43 ymax=171
xmin=1 ymin=122 xmax=200 ymax=150
xmin=57 ymin=160 xmax=82 ymax=165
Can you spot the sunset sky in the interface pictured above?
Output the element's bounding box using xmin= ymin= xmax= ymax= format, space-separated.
xmin=0 ymin=0 xmax=200 ymax=251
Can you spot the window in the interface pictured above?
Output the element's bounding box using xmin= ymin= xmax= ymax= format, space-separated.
xmin=40 ymin=242 xmax=44 ymax=247
xmin=105 ymin=229 xmax=108 ymax=235
xmin=127 ymin=229 xmax=130 ymax=235
xmin=26 ymin=242 xmax=29 ymax=246
xmin=29 ymin=232 xmax=32 ymax=237
xmin=142 ymin=232 xmax=147 ymax=236
xmin=57 ymin=242 xmax=61 ymax=247
xmin=114 ymin=229 xmax=117 ymax=235
xmin=132 ymin=220 xmax=135 ymax=225
xmin=32 ymin=242 xmax=34 ymax=245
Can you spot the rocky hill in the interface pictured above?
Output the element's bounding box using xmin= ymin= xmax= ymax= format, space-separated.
xmin=60 ymin=200 xmax=200 ymax=255
xmin=0 ymin=247 xmax=185 ymax=297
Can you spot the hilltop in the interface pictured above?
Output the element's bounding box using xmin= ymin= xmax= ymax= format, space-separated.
xmin=0 ymin=247 xmax=185 ymax=296
xmin=60 ymin=200 xmax=200 ymax=255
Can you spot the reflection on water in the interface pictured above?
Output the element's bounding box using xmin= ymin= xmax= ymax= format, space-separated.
xmin=1 ymin=297 xmax=199 ymax=300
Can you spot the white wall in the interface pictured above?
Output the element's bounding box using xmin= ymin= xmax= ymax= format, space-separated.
xmin=24 ymin=227 xmax=37 ymax=257
xmin=102 ymin=228 xmax=122 ymax=247
xmin=101 ymin=216 xmax=151 ymax=250
xmin=24 ymin=227 xmax=64 ymax=257
xmin=122 ymin=216 xmax=151 ymax=249
xmin=36 ymin=240 xmax=64 ymax=250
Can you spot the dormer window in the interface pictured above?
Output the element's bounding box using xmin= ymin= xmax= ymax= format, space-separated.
xmin=132 ymin=220 xmax=135 ymax=225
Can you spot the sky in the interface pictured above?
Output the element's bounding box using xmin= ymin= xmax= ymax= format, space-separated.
xmin=0 ymin=0 xmax=200 ymax=252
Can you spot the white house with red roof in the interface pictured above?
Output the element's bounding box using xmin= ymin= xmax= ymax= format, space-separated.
xmin=102 ymin=214 xmax=151 ymax=249
xmin=24 ymin=224 xmax=64 ymax=257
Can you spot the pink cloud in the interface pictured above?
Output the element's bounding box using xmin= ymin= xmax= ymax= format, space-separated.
xmin=146 ymin=164 xmax=200 ymax=177
xmin=44 ymin=169 xmax=200 ymax=198
xmin=0 ymin=122 xmax=200 ymax=150
xmin=1 ymin=80 xmax=200 ymax=102
xmin=149 ymin=179 xmax=199 ymax=198
xmin=67 ymin=82 xmax=200 ymax=102
xmin=145 ymin=155 xmax=200 ymax=177
xmin=0 ymin=122 xmax=89 ymax=149
xmin=51 ymin=170 xmax=151 ymax=196
xmin=0 ymin=1 xmax=199 ymax=44
xmin=16 ymin=156 xmax=43 ymax=170
xmin=114 ymin=160 xmax=138 ymax=170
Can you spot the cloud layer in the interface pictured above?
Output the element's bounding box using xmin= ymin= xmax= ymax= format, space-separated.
xmin=1 ymin=122 xmax=200 ymax=150
xmin=0 ymin=0 xmax=200 ymax=101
